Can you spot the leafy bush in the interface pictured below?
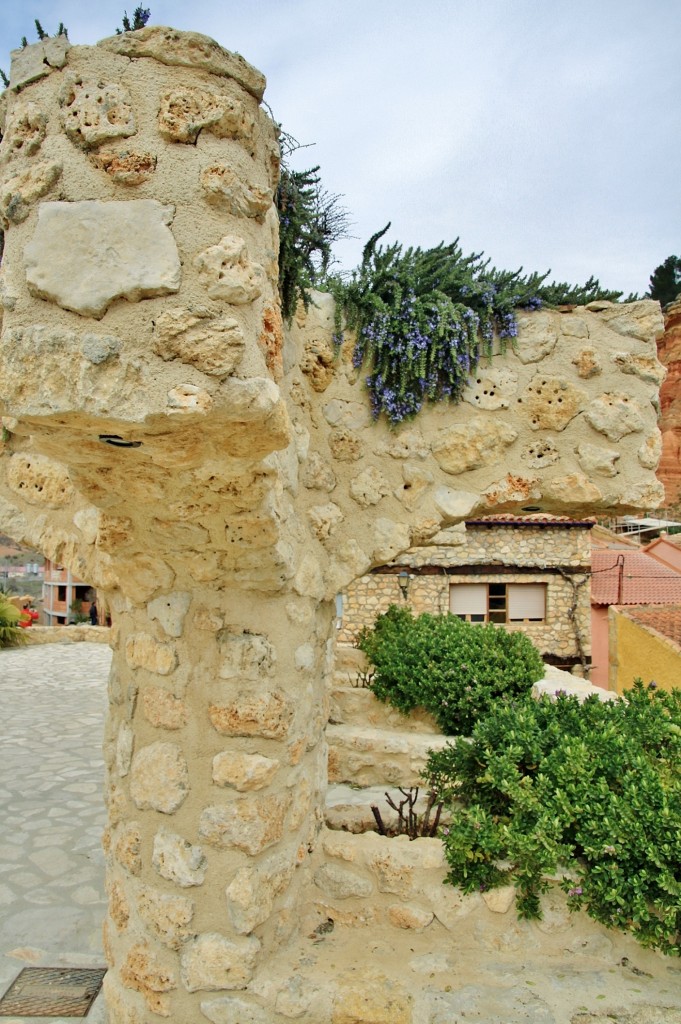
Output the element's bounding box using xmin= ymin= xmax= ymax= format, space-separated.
xmin=424 ymin=684 xmax=681 ymax=954
xmin=357 ymin=605 xmax=543 ymax=735
xmin=0 ymin=595 xmax=26 ymax=649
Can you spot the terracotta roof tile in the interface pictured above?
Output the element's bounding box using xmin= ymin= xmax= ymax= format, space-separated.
xmin=621 ymin=605 xmax=681 ymax=647
xmin=591 ymin=550 xmax=681 ymax=605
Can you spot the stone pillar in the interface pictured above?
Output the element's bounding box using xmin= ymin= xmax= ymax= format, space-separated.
xmin=0 ymin=27 xmax=334 ymax=1021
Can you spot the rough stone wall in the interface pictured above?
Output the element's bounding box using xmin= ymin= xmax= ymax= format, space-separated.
xmin=0 ymin=27 xmax=667 ymax=1023
xmin=338 ymin=523 xmax=592 ymax=665
xmin=656 ymin=298 xmax=681 ymax=507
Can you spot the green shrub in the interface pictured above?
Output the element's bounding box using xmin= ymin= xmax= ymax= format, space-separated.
xmin=0 ymin=595 xmax=26 ymax=648
xmin=424 ymin=683 xmax=681 ymax=954
xmin=357 ymin=605 xmax=544 ymax=735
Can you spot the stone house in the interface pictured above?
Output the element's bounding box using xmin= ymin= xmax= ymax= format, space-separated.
xmin=338 ymin=515 xmax=593 ymax=674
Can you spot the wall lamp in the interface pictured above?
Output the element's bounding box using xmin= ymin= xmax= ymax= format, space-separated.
xmin=398 ymin=570 xmax=411 ymax=600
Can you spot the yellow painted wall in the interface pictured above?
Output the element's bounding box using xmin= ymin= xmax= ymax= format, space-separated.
xmin=608 ymin=607 xmax=681 ymax=694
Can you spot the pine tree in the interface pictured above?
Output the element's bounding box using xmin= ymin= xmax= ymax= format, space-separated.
xmin=648 ymin=255 xmax=681 ymax=308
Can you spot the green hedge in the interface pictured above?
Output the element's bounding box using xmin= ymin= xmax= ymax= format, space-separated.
xmin=424 ymin=683 xmax=681 ymax=954
xmin=357 ymin=605 xmax=544 ymax=735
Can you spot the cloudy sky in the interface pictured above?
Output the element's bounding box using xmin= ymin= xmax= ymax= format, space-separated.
xmin=1 ymin=0 xmax=679 ymax=297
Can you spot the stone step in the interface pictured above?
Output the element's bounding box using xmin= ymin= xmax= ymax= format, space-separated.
xmin=327 ymin=723 xmax=450 ymax=788
xmin=325 ymin=782 xmax=450 ymax=835
xmin=329 ymin=685 xmax=441 ymax=734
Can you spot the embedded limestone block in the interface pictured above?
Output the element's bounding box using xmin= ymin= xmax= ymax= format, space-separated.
xmin=377 ymin=428 xmax=430 ymax=461
xmin=618 ymin=478 xmax=666 ymax=509
xmin=126 ymin=633 xmax=178 ymax=675
xmin=329 ymin=428 xmax=363 ymax=461
xmin=0 ymin=160 xmax=62 ymax=227
xmin=520 ymin=439 xmax=560 ymax=468
xmin=560 ymin=316 xmax=589 ymax=339
xmin=322 ymin=398 xmax=372 ymax=430
xmin=0 ymin=101 xmax=46 ymax=161
xmin=520 ymin=375 xmax=586 ymax=430
xmin=395 ymin=462 xmax=434 ymax=511
xmin=515 ymin=311 xmax=559 ymax=363
xmin=572 ymin=347 xmax=602 ymax=378
xmin=387 ymin=903 xmax=434 ymax=931
xmin=81 ymin=332 xmax=122 ymax=363
xmin=313 ymin=862 xmax=373 ymax=900
xmin=576 ymin=442 xmax=620 ymax=477
xmin=612 ymin=351 xmax=667 ymax=385
xmin=212 ymin=751 xmax=280 ymax=792
xmin=198 ymin=794 xmax=287 ymax=855
xmin=59 ymin=76 xmax=136 ymax=149
xmin=9 ymin=36 xmax=70 ymax=91
xmin=153 ymin=307 xmax=245 ymax=377
xmin=483 ymin=474 xmax=540 ymax=507
xmin=543 ymin=474 xmax=603 ymax=505
xmin=152 ymin=830 xmax=206 ymax=888
xmin=194 ymin=235 xmax=264 ymax=304
xmin=463 ymin=366 xmax=518 ymax=409
xmin=373 ymin=518 xmax=412 ymax=563
xmin=201 ymin=165 xmax=271 ymax=219
xmin=218 ymin=631 xmax=275 ymax=679
xmin=6 ymin=453 xmax=73 ymax=507
xmin=302 ymin=451 xmax=337 ymax=492
xmin=158 ymin=87 xmax=255 ymax=146
xmin=147 ymin=591 xmax=191 ymax=637
xmin=114 ymin=824 xmax=142 ymax=876
xmin=130 ymin=742 xmax=189 ymax=814
xmin=24 ymin=200 xmax=181 ymax=318
xmin=98 ymin=26 xmax=266 ymax=101
xmin=136 ymin=884 xmax=195 ymax=950
xmin=349 ymin=466 xmax=389 ymax=507
xmin=142 ymin=687 xmax=189 ymax=731
xmin=89 ymin=149 xmax=157 ymax=185
xmin=300 ymin=337 xmax=336 ymax=392
xmin=434 ymin=487 xmax=480 ymax=521
xmin=209 ymin=692 xmax=293 ymax=739
xmin=591 ymin=298 xmax=664 ymax=343
xmin=583 ymin=393 xmax=646 ymax=441
xmin=167 ymin=384 xmax=213 ymax=413
xmin=120 ymin=943 xmax=176 ymax=1016
xmin=431 ymin=416 xmax=518 ymax=474
xmin=308 ymin=502 xmax=343 ymax=541
xmin=180 ymin=933 xmax=261 ymax=993
xmin=638 ymin=432 xmax=662 ymax=470
xmin=225 ymin=851 xmax=296 ymax=933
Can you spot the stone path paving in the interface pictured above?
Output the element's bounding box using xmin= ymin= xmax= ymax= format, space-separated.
xmin=0 ymin=643 xmax=112 ymax=1023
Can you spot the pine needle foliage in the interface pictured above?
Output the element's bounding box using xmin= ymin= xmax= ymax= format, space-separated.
xmin=276 ymin=161 xmax=350 ymax=323
xmin=330 ymin=225 xmax=624 ymax=425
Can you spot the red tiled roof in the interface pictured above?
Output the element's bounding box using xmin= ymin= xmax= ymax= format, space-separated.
xmin=591 ymin=550 xmax=681 ymax=605
xmin=620 ymin=605 xmax=681 ymax=648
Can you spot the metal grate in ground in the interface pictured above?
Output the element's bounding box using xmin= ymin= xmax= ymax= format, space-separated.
xmin=0 ymin=967 xmax=106 ymax=1018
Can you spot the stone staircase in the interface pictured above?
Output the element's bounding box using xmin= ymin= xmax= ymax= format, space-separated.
xmin=325 ymin=644 xmax=616 ymax=834
xmin=326 ymin=645 xmax=451 ymax=833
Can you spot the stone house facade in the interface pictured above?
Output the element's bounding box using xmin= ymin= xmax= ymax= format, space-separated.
xmin=338 ymin=516 xmax=593 ymax=673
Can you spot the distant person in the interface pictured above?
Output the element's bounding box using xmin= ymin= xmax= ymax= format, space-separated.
xmin=89 ymin=601 xmax=99 ymax=626
xmin=18 ymin=603 xmax=38 ymax=628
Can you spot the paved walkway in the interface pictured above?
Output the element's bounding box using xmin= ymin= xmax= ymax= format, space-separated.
xmin=0 ymin=643 xmax=112 ymax=1022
